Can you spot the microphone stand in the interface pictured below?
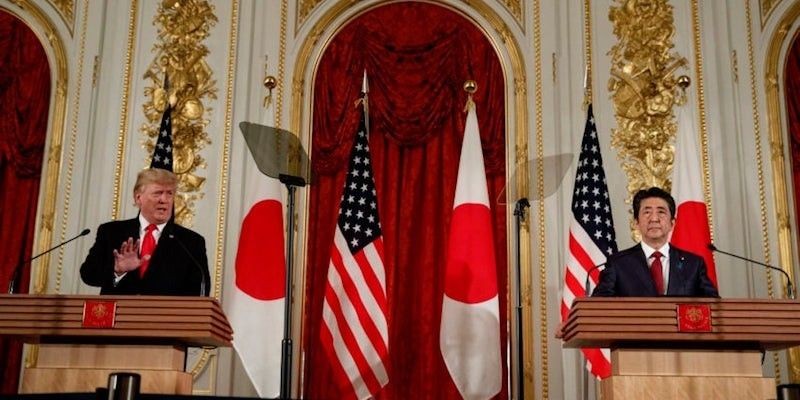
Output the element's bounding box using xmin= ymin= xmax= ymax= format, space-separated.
xmin=583 ymin=262 xmax=606 ymax=297
xmin=513 ymin=198 xmax=529 ymax=400
xmin=709 ymin=243 xmax=796 ymax=299
xmin=279 ymin=173 xmax=305 ymax=400
xmin=8 ymin=228 xmax=91 ymax=294
xmin=167 ymin=231 xmax=208 ymax=296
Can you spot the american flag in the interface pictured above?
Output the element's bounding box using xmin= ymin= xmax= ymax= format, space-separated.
xmin=321 ymin=84 xmax=389 ymax=399
xmin=151 ymin=78 xmax=173 ymax=171
xmin=561 ymin=104 xmax=617 ymax=378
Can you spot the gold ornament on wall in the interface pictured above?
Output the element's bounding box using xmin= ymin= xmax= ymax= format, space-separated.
xmin=46 ymin=0 xmax=74 ymax=34
xmin=607 ymin=0 xmax=688 ymax=196
xmin=500 ymin=0 xmax=523 ymax=28
xmin=141 ymin=0 xmax=218 ymax=226
xmin=263 ymin=55 xmax=276 ymax=109
xmin=298 ymin=0 xmax=323 ymax=27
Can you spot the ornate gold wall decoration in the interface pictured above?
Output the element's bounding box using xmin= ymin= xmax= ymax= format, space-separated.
xmin=142 ymin=0 xmax=218 ymax=226
xmin=298 ymin=0 xmax=527 ymax=32
xmin=298 ymin=0 xmax=323 ymax=29
xmin=500 ymin=0 xmax=524 ymax=29
xmin=46 ymin=0 xmax=73 ymax=34
xmin=532 ymin=1 xmax=547 ymax=397
xmin=760 ymin=0 xmax=785 ymax=28
xmin=111 ymin=0 xmax=139 ymax=221
xmin=607 ymin=0 xmax=687 ymax=195
xmin=55 ymin=0 xmax=90 ymax=294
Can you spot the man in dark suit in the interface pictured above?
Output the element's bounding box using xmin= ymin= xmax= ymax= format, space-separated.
xmin=80 ymin=168 xmax=210 ymax=296
xmin=592 ymin=187 xmax=718 ymax=297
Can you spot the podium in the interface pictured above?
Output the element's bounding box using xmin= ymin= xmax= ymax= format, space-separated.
xmin=562 ymin=297 xmax=800 ymax=399
xmin=0 ymin=294 xmax=232 ymax=394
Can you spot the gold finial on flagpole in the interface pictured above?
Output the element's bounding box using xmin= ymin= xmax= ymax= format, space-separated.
xmin=676 ymin=75 xmax=690 ymax=105
xmin=263 ymin=76 xmax=276 ymax=109
xmin=464 ymin=80 xmax=477 ymax=94
xmin=263 ymin=55 xmax=276 ymax=109
xmin=464 ymin=80 xmax=477 ymax=111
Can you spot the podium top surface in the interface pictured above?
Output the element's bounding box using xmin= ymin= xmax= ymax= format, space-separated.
xmin=0 ymin=294 xmax=232 ymax=348
xmin=561 ymin=297 xmax=800 ymax=351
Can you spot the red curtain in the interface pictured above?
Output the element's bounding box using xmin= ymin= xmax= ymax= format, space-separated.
xmin=0 ymin=11 xmax=51 ymax=394
xmin=787 ymin=33 xmax=800 ymax=265
xmin=302 ymin=3 xmax=508 ymax=399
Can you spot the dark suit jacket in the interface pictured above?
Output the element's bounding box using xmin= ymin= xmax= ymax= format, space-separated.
xmin=80 ymin=218 xmax=210 ymax=296
xmin=591 ymin=243 xmax=718 ymax=297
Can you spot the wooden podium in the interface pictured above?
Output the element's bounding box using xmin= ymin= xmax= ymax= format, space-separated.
xmin=562 ymin=297 xmax=800 ymax=400
xmin=0 ymin=294 xmax=232 ymax=395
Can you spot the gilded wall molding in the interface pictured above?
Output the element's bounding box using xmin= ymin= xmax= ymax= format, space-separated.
xmin=299 ymin=0 xmax=525 ymax=33
xmin=290 ymin=0 xmax=532 ymax=397
xmin=141 ymin=0 xmax=218 ymax=227
xmin=112 ymin=0 xmax=139 ymax=220
xmin=607 ymin=0 xmax=688 ymax=199
xmin=688 ymin=0 xmax=714 ymax=249
xmin=2 ymin=1 xmax=69 ymax=295
xmin=276 ymin=0 xmax=287 ymax=129
xmin=761 ymin=0 xmax=785 ymax=29
xmin=532 ymin=0 xmax=546 ymax=398
xmin=583 ymin=0 xmax=593 ymax=104
xmin=55 ymin=0 xmax=89 ymax=294
xmin=762 ymin=0 xmax=800 ymax=382
xmin=215 ymin=0 xmax=239 ymax=313
xmin=46 ymin=0 xmax=73 ymax=35
xmin=499 ymin=0 xmax=524 ymax=30
xmin=297 ymin=0 xmax=323 ymax=30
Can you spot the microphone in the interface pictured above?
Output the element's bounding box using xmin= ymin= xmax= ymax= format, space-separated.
xmin=584 ymin=262 xmax=607 ymax=297
xmin=168 ymin=233 xmax=207 ymax=296
xmin=708 ymin=243 xmax=796 ymax=299
xmin=8 ymin=228 xmax=91 ymax=294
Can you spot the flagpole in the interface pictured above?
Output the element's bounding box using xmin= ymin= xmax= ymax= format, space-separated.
xmin=513 ymin=198 xmax=529 ymax=399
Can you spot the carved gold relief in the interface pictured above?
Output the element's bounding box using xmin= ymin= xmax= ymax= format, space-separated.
xmin=298 ymin=0 xmax=323 ymax=27
xmin=142 ymin=0 xmax=218 ymax=226
xmin=298 ymin=0 xmax=526 ymax=32
xmin=46 ymin=0 xmax=73 ymax=34
xmin=607 ymin=0 xmax=687 ymax=195
xmin=760 ymin=0 xmax=785 ymax=28
xmin=501 ymin=0 xmax=524 ymax=28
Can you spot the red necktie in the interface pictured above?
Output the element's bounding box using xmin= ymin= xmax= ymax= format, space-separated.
xmin=139 ymin=224 xmax=157 ymax=278
xmin=650 ymin=251 xmax=664 ymax=295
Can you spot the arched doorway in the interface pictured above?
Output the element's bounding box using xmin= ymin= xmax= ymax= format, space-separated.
xmin=0 ymin=9 xmax=52 ymax=394
xmin=301 ymin=2 xmax=508 ymax=399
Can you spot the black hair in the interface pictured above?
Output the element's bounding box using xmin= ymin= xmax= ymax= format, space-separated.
xmin=632 ymin=187 xmax=676 ymax=219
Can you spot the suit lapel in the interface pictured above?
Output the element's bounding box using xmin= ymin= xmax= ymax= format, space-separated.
xmin=118 ymin=218 xmax=143 ymax=285
xmin=147 ymin=222 xmax=174 ymax=275
xmin=123 ymin=218 xmax=140 ymax=242
xmin=632 ymin=246 xmax=657 ymax=294
xmin=667 ymin=247 xmax=685 ymax=295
